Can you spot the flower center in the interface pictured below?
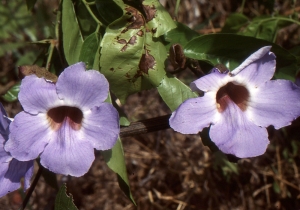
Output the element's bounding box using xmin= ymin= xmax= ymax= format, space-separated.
xmin=216 ymin=82 xmax=249 ymax=112
xmin=47 ymin=106 xmax=83 ymax=131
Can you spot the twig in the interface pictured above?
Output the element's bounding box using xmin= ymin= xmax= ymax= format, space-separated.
xmin=120 ymin=114 xmax=171 ymax=137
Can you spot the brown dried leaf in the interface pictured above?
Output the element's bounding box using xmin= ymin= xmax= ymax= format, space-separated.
xmin=139 ymin=50 xmax=155 ymax=74
xmin=18 ymin=65 xmax=58 ymax=82
xmin=122 ymin=6 xmax=145 ymax=33
xmin=142 ymin=4 xmax=156 ymax=22
xmin=169 ymin=44 xmax=186 ymax=69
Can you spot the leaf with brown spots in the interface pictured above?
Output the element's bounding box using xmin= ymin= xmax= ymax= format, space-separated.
xmin=122 ymin=6 xmax=145 ymax=33
xmin=139 ymin=50 xmax=155 ymax=74
xmin=142 ymin=4 xmax=156 ymax=22
xmin=142 ymin=0 xmax=176 ymax=37
xmin=100 ymin=5 xmax=166 ymax=103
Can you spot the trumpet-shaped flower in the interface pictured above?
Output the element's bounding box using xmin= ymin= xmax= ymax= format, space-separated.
xmin=170 ymin=46 xmax=300 ymax=158
xmin=5 ymin=62 xmax=120 ymax=177
xmin=0 ymin=103 xmax=33 ymax=198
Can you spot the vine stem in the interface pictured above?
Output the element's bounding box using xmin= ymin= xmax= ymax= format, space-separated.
xmin=21 ymin=166 xmax=43 ymax=210
xmin=120 ymin=114 xmax=171 ymax=137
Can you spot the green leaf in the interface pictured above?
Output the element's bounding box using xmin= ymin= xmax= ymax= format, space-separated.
xmin=120 ymin=116 xmax=130 ymax=126
xmin=0 ymin=0 xmax=37 ymax=40
xmin=145 ymin=34 xmax=168 ymax=86
xmin=157 ymin=73 xmax=197 ymax=111
xmin=93 ymin=34 xmax=102 ymax=71
xmin=100 ymin=6 xmax=166 ymax=103
xmin=79 ymin=32 xmax=100 ymax=69
xmin=74 ymin=0 xmax=98 ymax=39
xmin=241 ymin=17 xmax=277 ymax=42
xmin=184 ymin=34 xmax=298 ymax=80
xmin=16 ymin=51 xmax=38 ymax=66
xmin=62 ymin=0 xmax=84 ymax=65
xmin=2 ymin=83 xmax=20 ymax=102
xmin=54 ymin=184 xmax=78 ymax=210
xmin=25 ymin=0 xmax=37 ymax=10
xmin=222 ymin=14 xmax=297 ymax=43
xmin=91 ymin=52 xmax=134 ymax=203
xmin=223 ymin=159 xmax=238 ymax=175
xmin=95 ymin=0 xmax=124 ymax=26
xmin=240 ymin=16 xmax=295 ymax=42
xmin=213 ymin=151 xmax=238 ymax=175
xmin=142 ymin=0 xmax=176 ymax=37
xmin=101 ymin=138 xmax=136 ymax=205
xmin=221 ymin=13 xmax=248 ymax=33
xmin=111 ymin=99 xmax=131 ymax=126
xmin=164 ymin=21 xmax=199 ymax=47
xmin=274 ymin=64 xmax=298 ymax=81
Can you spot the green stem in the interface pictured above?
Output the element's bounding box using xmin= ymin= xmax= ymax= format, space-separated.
xmin=82 ymin=0 xmax=102 ymax=25
xmin=96 ymin=24 xmax=101 ymax=34
xmin=45 ymin=40 xmax=56 ymax=71
xmin=175 ymin=0 xmax=181 ymax=18
xmin=240 ymin=0 xmax=246 ymax=13
xmin=84 ymin=0 xmax=96 ymax=5
xmin=256 ymin=16 xmax=300 ymax=25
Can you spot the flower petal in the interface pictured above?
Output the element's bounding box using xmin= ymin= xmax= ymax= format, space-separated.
xmin=0 ymin=159 xmax=33 ymax=197
xmin=0 ymin=162 xmax=10 ymax=197
xmin=40 ymin=120 xmax=95 ymax=177
xmin=56 ymin=62 xmax=109 ymax=110
xmin=169 ymin=94 xmax=219 ymax=134
xmin=23 ymin=160 xmax=34 ymax=190
xmin=18 ymin=75 xmax=61 ymax=114
xmin=0 ymin=138 xmax=11 ymax=164
xmin=190 ymin=71 xmax=228 ymax=92
xmin=5 ymin=112 xmax=51 ymax=161
xmin=82 ymin=103 xmax=119 ymax=150
xmin=247 ymin=80 xmax=300 ymax=129
xmin=210 ymin=95 xmax=269 ymax=158
xmin=232 ymin=46 xmax=276 ymax=86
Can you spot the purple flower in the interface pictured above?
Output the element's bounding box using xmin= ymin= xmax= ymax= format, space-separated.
xmin=170 ymin=46 xmax=300 ymax=158
xmin=0 ymin=103 xmax=33 ymax=198
xmin=5 ymin=62 xmax=120 ymax=177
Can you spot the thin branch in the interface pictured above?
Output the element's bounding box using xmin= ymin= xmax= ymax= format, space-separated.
xmin=120 ymin=114 xmax=171 ymax=137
